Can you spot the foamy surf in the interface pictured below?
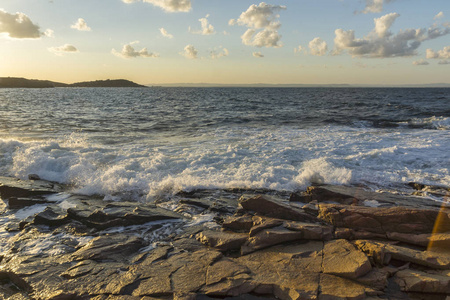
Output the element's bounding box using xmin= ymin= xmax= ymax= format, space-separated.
xmin=1 ymin=121 xmax=448 ymax=202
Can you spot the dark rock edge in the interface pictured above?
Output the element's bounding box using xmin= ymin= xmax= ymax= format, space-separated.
xmin=0 ymin=176 xmax=449 ymax=300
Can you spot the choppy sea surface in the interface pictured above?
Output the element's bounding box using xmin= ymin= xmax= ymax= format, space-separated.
xmin=0 ymin=87 xmax=449 ymax=202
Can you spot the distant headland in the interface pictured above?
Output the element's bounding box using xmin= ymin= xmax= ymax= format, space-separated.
xmin=0 ymin=77 xmax=146 ymax=88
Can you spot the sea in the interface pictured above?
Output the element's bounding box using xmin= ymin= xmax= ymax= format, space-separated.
xmin=1 ymin=87 xmax=449 ymax=203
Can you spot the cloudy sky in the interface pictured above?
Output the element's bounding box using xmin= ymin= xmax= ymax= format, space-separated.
xmin=1 ymin=0 xmax=449 ymax=85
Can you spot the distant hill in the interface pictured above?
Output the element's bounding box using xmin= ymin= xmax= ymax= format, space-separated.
xmin=0 ymin=77 xmax=146 ymax=88
xmin=70 ymin=79 xmax=146 ymax=88
xmin=0 ymin=77 xmax=67 ymax=88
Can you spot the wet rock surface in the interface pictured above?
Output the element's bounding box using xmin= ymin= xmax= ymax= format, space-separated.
xmin=0 ymin=177 xmax=449 ymax=299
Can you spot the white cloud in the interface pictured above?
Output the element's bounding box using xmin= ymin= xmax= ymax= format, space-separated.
xmin=241 ymin=28 xmax=282 ymax=48
xmin=159 ymin=27 xmax=173 ymax=38
xmin=48 ymin=44 xmax=79 ymax=55
xmin=210 ymin=47 xmax=229 ymax=59
xmin=112 ymin=42 xmax=159 ymax=59
xmin=309 ymin=37 xmax=328 ymax=56
xmin=412 ymin=59 xmax=429 ymax=66
xmin=374 ymin=13 xmax=399 ymax=38
xmin=333 ymin=13 xmax=450 ymax=58
xmin=360 ymin=0 xmax=393 ymax=14
xmin=294 ymin=45 xmax=303 ymax=53
xmin=0 ymin=9 xmax=44 ymax=39
xmin=71 ymin=18 xmax=91 ymax=31
xmin=180 ymin=44 xmax=198 ymax=59
xmin=253 ymin=52 xmax=264 ymax=58
xmin=426 ymin=46 xmax=450 ymax=59
xmin=434 ymin=12 xmax=444 ymax=20
xmin=122 ymin=0 xmax=191 ymax=12
xmin=189 ymin=14 xmax=215 ymax=35
xmin=44 ymin=29 xmax=55 ymax=38
xmin=231 ymin=2 xmax=286 ymax=48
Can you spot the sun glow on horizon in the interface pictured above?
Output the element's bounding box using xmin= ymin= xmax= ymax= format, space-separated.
xmin=0 ymin=1 xmax=449 ymax=85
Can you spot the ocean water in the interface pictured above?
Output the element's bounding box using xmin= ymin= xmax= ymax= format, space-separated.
xmin=0 ymin=87 xmax=449 ymax=202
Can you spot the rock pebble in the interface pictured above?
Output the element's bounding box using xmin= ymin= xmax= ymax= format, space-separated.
xmin=0 ymin=177 xmax=449 ymax=299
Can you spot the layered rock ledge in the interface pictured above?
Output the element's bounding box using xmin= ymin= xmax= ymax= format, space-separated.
xmin=0 ymin=176 xmax=449 ymax=299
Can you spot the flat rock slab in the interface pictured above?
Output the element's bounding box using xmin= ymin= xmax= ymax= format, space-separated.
xmin=356 ymin=240 xmax=450 ymax=270
xmin=239 ymin=194 xmax=318 ymax=222
xmin=199 ymin=215 xmax=334 ymax=255
xmin=196 ymin=230 xmax=248 ymax=252
xmin=0 ymin=176 xmax=63 ymax=199
xmin=72 ymin=235 xmax=145 ymax=261
xmin=394 ymin=269 xmax=450 ymax=294
xmin=318 ymin=204 xmax=449 ymax=234
xmin=322 ymin=239 xmax=372 ymax=279
xmin=319 ymin=274 xmax=377 ymax=299
xmin=242 ymin=227 xmax=303 ymax=255
xmin=301 ymin=184 xmax=444 ymax=209
xmin=67 ymin=200 xmax=182 ymax=229
xmin=7 ymin=197 xmax=52 ymax=209
xmin=32 ymin=205 xmax=70 ymax=226
xmin=385 ymin=243 xmax=450 ymax=270
xmin=237 ymin=242 xmax=324 ymax=299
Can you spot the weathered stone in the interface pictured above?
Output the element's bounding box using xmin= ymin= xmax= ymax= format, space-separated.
xmin=171 ymin=237 xmax=205 ymax=253
xmin=318 ymin=204 xmax=449 ymax=234
xmin=394 ymin=269 xmax=450 ymax=293
xmin=60 ymin=260 xmax=104 ymax=279
xmin=241 ymin=227 xmax=303 ymax=254
xmin=179 ymin=198 xmax=212 ymax=209
xmin=302 ymin=200 xmax=320 ymax=216
xmin=428 ymin=233 xmax=450 ymax=252
xmin=334 ymin=227 xmax=353 ymax=240
xmin=33 ymin=205 xmax=70 ymax=226
xmin=196 ymin=230 xmax=248 ymax=252
xmin=322 ymin=239 xmax=372 ymax=279
xmin=386 ymin=232 xmax=430 ymax=247
xmin=174 ymin=292 xmax=197 ymax=300
xmin=206 ymin=258 xmax=251 ymax=286
xmin=355 ymin=269 xmax=389 ymax=291
xmin=284 ymin=221 xmax=333 ymax=240
xmin=72 ymin=235 xmax=145 ymax=262
xmin=0 ymin=176 xmax=62 ymax=199
xmin=319 ymin=274 xmax=375 ymax=300
xmin=0 ymin=271 xmax=33 ymax=293
xmin=385 ymin=243 xmax=450 ymax=269
xmin=7 ymin=197 xmax=51 ymax=209
xmin=249 ymin=216 xmax=284 ymax=236
xmin=306 ymin=184 xmax=443 ymax=209
xmin=239 ymin=194 xmax=318 ymax=222
xmin=134 ymin=246 xmax=171 ymax=266
xmin=67 ymin=200 xmax=182 ymax=229
xmin=132 ymin=274 xmax=172 ymax=296
xmin=357 ymin=239 xmax=450 ymax=270
xmin=352 ymin=230 xmax=386 ymax=240
xmin=236 ymin=242 xmax=323 ymax=299
xmin=354 ymin=240 xmax=392 ymax=266
xmin=171 ymin=250 xmax=223 ymax=293
xmin=28 ymin=174 xmax=41 ymax=181
xmin=222 ymin=215 xmax=254 ymax=232
xmin=129 ymin=249 xmax=222 ymax=296
xmin=289 ymin=191 xmax=311 ymax=203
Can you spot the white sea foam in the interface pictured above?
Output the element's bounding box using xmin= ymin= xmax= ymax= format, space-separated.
xmin=405 ymin=116 xmax=450 ymax=130
xmin=1 ymin=122 xmax=449 ymax=202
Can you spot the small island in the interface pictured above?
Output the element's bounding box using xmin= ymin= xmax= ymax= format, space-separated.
xmin=0 ymin=77 xmax=147 ymax=88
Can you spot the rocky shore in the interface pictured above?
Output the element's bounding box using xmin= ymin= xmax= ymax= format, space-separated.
xmin=0 ymin=176 xmax=449 ymax=299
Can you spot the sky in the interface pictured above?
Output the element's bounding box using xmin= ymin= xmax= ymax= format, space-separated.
xmin=0 ymin=0 xmax=449 ymax=85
